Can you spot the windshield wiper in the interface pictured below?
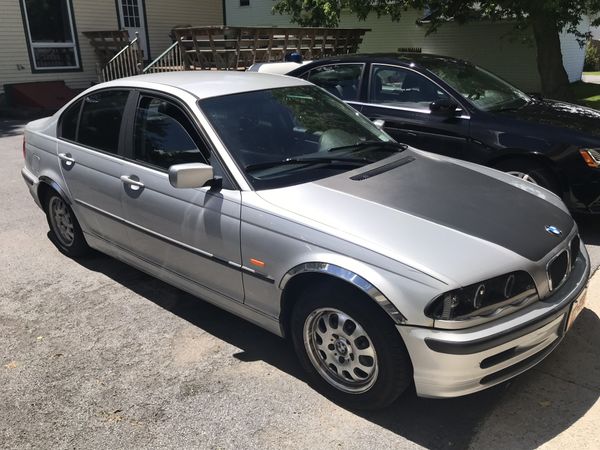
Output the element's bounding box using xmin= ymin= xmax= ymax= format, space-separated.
xmin=244 ymin=156 xmax=375 ymax=173
xmin=326 ymin=140 xmax=407 ymax=154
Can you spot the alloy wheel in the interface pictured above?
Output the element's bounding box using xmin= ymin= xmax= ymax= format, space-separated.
xmin=303 ymin=307 xmax=378 ymax=394
xmin=48 ymin=196 xmax=75 ymax=247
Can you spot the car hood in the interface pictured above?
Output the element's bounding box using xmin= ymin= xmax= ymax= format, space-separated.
xmin=257 ymin=151 xmax=574 ymax=284
xmin=496 ymin=98 xmax=600 ymax=138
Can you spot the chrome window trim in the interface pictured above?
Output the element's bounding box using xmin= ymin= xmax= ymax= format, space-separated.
xmin=365 ymin=63 xmax=471 ymax=120
xmin=350 ymin=100 xmax=471 ymax=120
xmin=280 ymin=262 xmax=406 ymax=324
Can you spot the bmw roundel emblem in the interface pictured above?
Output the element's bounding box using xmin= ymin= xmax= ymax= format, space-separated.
xmin=545 ymin=225 xmax=562 ymax=236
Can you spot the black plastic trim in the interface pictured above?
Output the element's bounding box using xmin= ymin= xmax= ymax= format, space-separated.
xmin=75 ymin=199 xmax=274 ymax=284
xmin=350 ymin=156 xmax=415 ymax=180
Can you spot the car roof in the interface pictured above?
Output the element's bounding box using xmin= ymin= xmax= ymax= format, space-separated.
xmin=99 ymin=71 xmax=310 ymax=99
xmin=290 ymin=53 xmax=467 ymax=70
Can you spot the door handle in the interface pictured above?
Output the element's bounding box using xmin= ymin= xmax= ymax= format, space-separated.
xmin=58 ymin=153 xmax=75 ymax=166
xmin=120 ymin=175 xmax=145 ymax=190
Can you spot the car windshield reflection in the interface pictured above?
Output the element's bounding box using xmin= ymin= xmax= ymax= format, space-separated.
xmin=199 ymin=86 xmax=394 ymax=189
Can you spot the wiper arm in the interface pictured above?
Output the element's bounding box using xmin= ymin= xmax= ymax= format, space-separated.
xmin=244 ymin=156 xmax=375 ymax=173
xmin=326 ymin=140 xmax=407 ymax=154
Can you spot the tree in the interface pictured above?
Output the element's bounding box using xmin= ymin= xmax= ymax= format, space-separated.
xmin=273 ymin=0 xmax=600 ymax=99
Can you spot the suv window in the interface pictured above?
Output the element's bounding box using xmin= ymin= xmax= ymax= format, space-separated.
xmin=133 ymin=96 xmax=209 ymax=170
xmin=59 ymin=100 xmax=82 ymax=141
xmin=78 ymin=90 xmax=129 ymax=154
xmin=306 ymin=64 xmax=363 ymax=101
xmin=370 ymin=65 xmax=448 ymax=111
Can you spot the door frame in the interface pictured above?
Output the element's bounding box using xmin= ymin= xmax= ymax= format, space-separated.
xmin=115 ymin=0 xmax=151 ymax=60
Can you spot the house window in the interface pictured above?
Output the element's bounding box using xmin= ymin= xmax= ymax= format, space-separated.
xmin=21 ymin=0 xmax=80 ymax=71
xmin=240 ymin=0 xmax=250 ymax=6
xmin=120 ymin=0 xmax=141 ymax=27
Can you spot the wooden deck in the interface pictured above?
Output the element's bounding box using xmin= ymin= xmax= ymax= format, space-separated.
xmin=171 ymin=26 xmax=371 ymax=70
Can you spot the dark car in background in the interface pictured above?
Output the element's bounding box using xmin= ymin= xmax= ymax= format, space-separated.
xmin=253 ymin=54 xmax=600 ymax=213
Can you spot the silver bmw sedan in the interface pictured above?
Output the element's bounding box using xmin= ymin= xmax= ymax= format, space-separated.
xmin=21 ymin=72 xmax=589 ymax=409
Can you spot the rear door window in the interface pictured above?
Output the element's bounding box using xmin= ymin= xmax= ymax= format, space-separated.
xmin=78 ymin=90 xmax=130 ymax=154
xmin=306 ymin=64 xmax=364 ymax=101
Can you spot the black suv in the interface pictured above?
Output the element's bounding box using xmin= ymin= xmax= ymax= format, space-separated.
xmin=278 ymin=54 xmax=600 ymax=214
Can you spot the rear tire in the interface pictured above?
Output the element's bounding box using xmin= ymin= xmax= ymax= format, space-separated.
xmin=291 ymin=282 xmax=412 ymax=410
xmin=45 ymin=191 xmax=90 ymax=257
xmin=494 ymin=159 xmax=561 ymax=195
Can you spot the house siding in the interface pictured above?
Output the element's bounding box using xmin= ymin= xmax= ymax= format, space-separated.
xmin=0 ymin=0 xmax=118 ymax=94
xmin=226 ymin=0 xmax=588 ymax=92
xmin=145 ymin=0 xmax=224 ymax=58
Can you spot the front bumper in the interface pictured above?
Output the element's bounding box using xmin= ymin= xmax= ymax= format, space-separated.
xmin=399 ymin=244 xmax=590 ymax=398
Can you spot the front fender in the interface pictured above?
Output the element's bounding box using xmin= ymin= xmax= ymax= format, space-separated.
xmin=280 ymin=262 xmax=407 ymax=324
xmin=278 ymin=252 xmax=442 ymax=328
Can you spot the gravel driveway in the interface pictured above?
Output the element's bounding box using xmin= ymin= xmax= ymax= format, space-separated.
xmin=1 ymin=119 xmax=599 ymax=449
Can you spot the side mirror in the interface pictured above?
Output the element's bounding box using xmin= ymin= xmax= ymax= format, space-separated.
xmin=168 ymin=163 xmax=214 ymax=189
xmin=430 ymin=98 xmax=460 ymax=116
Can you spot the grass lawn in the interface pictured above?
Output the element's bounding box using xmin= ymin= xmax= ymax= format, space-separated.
xmin=571 ymin=81 xmax=600 ymax=109
xmin=583 ymin=71 xmax=600 ymax=76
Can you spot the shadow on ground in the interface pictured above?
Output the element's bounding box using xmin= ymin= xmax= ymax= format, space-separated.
xmin=69 ymin=251 xmax=600 ymax=449
xmin=577 ymin=213 xmax=600 ymax=246
xmin=0 ymin=119 xmax=25 ymax=138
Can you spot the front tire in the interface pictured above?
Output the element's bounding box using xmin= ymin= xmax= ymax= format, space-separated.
xmin=45 ymin=191 xmax=90 ymax=257
xmin=494 ymin=159 xmax=561 ymax=195
xmin=291 ymin=283 xmax=412 ymax=410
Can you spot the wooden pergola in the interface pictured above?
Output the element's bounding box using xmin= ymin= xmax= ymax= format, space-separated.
xmin=171 ymin=26 xmax=371 ymax=71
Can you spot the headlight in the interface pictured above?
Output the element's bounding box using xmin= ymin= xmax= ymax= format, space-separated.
xmin=425 ymin=271 xmax=538 ymax=322
xmin=579 ymin=149 xmax=600 ymax=168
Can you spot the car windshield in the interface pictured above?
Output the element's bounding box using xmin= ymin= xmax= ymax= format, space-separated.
xmin=199 ymin=86 xmax=400 ymax=190
xmin=418 ymin=58 xmax=531 ymax=112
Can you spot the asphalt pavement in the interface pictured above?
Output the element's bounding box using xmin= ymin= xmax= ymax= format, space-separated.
xmin=1 ymin=119 xmax=599 ymax=449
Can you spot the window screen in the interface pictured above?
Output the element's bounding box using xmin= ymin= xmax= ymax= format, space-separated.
xmin=22 ymin=0 xmax=80 ymax=69
xmin=78 ymin=90 xmax=129 ymax=154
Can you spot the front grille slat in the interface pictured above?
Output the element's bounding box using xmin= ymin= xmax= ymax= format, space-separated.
xmin=570 ymin=236 xmax=580 ymax=268
xmin=548 ymin=250 xmax=568 ymax=291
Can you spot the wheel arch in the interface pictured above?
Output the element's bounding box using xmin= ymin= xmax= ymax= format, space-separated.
xmin=278 ymin=262 xmax=406 ymax=338
xmin=37 ymin=176 xmax=72 ymax=210
xmin=487 ymin=151 xmax=566 ymax=191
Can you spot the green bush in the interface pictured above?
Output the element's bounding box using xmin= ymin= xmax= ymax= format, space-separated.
xmin=584 ymin=42 xmax=600 ymax=71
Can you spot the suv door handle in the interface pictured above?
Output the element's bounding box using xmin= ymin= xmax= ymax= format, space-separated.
xmin=58 ymin=153 xmax=75 ymax=166
xmin=120 ymin=175 xmax=145 ymax=190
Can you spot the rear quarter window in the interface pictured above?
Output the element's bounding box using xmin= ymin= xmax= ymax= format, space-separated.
xmin=58 ymin=100 xmax=82 ymax=141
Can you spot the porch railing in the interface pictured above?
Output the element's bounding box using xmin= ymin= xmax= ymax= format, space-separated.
xmin=143 ymin=39 xmax=184 ymax=74
xmin=99 ymin=32 xmax=143 ymax=82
